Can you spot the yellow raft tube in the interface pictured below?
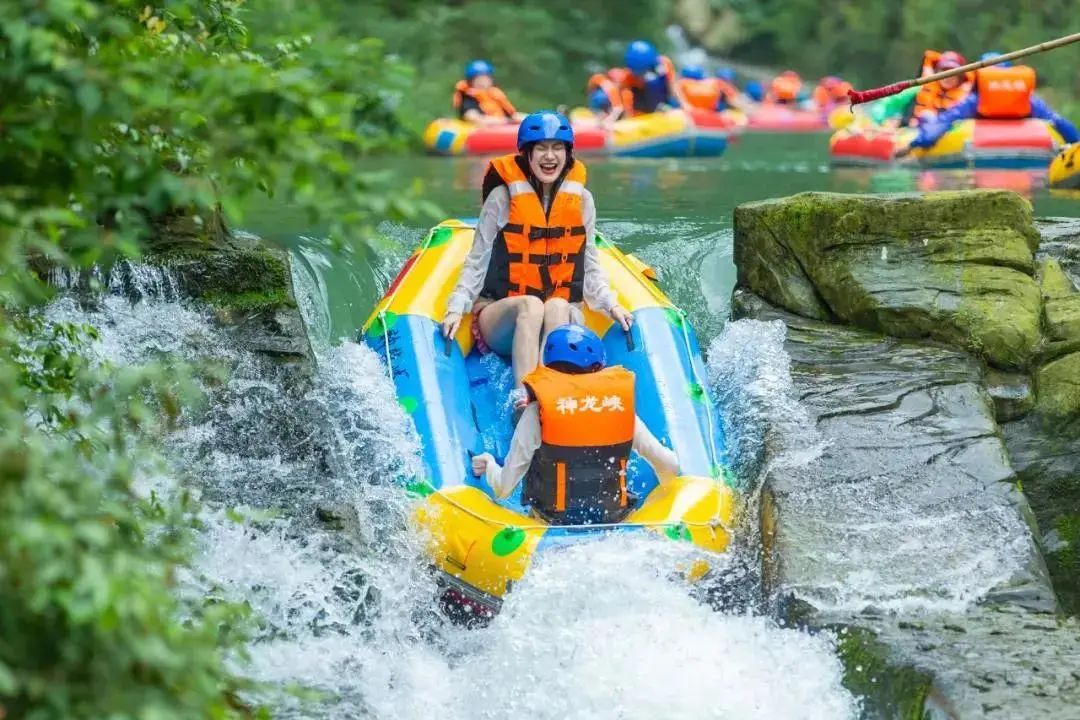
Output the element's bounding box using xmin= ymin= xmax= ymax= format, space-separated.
xmin=362 ymin=219 xmax=738 ymax=619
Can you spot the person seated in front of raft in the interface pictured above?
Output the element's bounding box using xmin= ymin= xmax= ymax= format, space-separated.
xmin=453 ymin=59 xmax=526 ymax=126
xmin=903 ymin=52 xmax=1080 ymax=154
xmin=471 ymin=324 xmax=679 ymax=525
xmin=441 ymin=111 xmax=634 ymax=409
xmin=621 ymin=40 xmax=688 ymax=115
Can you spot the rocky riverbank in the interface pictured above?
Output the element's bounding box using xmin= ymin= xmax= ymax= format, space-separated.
xmin=732 ymin=190 xmax=1080 ymax=717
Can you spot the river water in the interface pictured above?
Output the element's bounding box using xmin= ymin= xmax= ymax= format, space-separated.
xmin=50 ymin=134 xmax=1080 ymax=718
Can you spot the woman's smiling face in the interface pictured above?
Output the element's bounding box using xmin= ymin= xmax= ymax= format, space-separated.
xmin=528 ymin=141 xmax=567 ymax=184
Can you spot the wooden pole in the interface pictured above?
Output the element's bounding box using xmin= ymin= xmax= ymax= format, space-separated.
xmin=848 ymin=32 xmax=1080 ymax=105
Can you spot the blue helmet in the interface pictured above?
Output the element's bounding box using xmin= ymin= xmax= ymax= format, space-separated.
xmin=517 ymin=110 xmax=574 ymax=151
xmin=588 ymin=88 xmax=612 ymax=111
xmin=465 ymin=59 xmax=494 ymax=80
xmin=543 ymin=324 xmax=606 ymax=371
xmin=680 ymin=65 xmax=706 ymax=80
xmin=625 ymin=40 xmax=659 ymax=75
xmin=745 ymin=79 xmax=764 ymax=102
xmin=980 ymin=51 xmax=1012 ymax=68
xmin=716 ymin=67 xmax=737 ymax=83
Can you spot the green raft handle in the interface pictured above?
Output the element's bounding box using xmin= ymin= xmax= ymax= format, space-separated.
xmin=625 ymin=326 xmax=636 ymax=352
xmin=444 ymin=335 xmax=453 ymax=357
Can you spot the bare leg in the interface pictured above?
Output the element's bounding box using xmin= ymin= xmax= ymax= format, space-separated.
xmin=477 ymin=295 xmax=545 ymax=388
xmin=541 ymin=297 xmax=572 ymax=350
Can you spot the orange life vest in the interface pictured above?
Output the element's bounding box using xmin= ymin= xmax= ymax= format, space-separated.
xmin=522 ymin=365 xmax=636 ymax=523
xmin=587 ymin=71 xmax=634 ymax=114
xmin=912 ymin=79 xmax=971 ymax=119
xmin=976 ymin=65 xmax=1035 ymax=119
xmin=769 ymin=71 xmax=802 ymax=103
xmin=480 ymin=155 xmax=588 ymax=302
xmin=677 ymin=77 xmax=723 ymax=111
xmin=452 ymin=80 xmax=516 ymax=119
xmin=911 ymin=50 xmax=973 ymax=121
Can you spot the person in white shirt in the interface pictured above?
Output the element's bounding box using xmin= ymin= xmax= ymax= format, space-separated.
xmin=441 ymin=112 xmax=632 ymax=410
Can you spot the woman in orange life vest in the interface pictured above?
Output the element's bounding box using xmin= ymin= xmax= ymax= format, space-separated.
xmin=472 ymin=324 xmax=678 ymax=525
xmin=909 ymin=50 xmax=973 ymax=125
xmin=453 ymin=59 xmax=526 ymax=126
xmin=441 ymin=112 xmax=633 ymax=409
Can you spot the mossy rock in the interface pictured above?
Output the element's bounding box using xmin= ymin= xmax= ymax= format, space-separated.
xmin=1044 ymin=295 xmax=1080 ymax=342
xmin=734 ymin=191 xmax=1042 ymax=369
xmin=832 ymin=625 xmax=935 ymax=720
xmin=1037 ymin=257 xmax=1077 ymax=299
xmin=985 ymin=369 xmax=1035 ymax=422
xmin=1035 ymin=351 xmax=1080 ymax=417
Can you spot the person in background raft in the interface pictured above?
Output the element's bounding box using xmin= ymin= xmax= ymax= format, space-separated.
xmin=586 ymin=68 xmax=635 ymax=121
xmin=453 ymin=59 xmax=526 ymax=125
xmin=812 ymin=75 xmax=854 ymax=113
xmin=472 ymin=324 xmax=679 ymax=525
xmin=622 ymin=40 xmax=687 ymax=114
xmin=676 ymin=65 xmax=723 ymax=112
xmin=441 ymin=112 xmax=633 ymax=410
xmin=903 ymin=51 xmax=1080 ymax=154
xmin=766 ymin=70 xmax=803 ymax=105
xmin=713 ymin=67 xmax=742 ymax=111
xmin=866 ymin=50 xmax=971 ymax=128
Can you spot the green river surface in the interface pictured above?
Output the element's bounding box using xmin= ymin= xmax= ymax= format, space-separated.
xmin=246 ymin=132 xmax=1080 ymax=347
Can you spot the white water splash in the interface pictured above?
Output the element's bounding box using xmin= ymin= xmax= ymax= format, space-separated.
xmin=41 ymin=270 xmax=860 ymax=718
xmin=707 ymin=319 xmax=825 ymax=480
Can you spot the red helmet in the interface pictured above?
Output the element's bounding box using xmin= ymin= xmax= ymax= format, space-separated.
xmin=935 ymin=51 xmax=966 ymax=70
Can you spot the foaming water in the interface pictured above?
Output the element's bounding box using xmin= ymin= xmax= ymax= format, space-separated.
xmin=41 ymin=266 xmax=860 ymax=717
xmin=707 ymin=319 xmax=824 ymax=480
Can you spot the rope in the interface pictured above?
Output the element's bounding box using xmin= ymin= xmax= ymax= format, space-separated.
xmin=606 ymin=242 xmax=722 ymax=475
xmin=427 ymin=480 xmax=732 ymax=536
xmin=375 ymin=227 xmax=440 ymax=379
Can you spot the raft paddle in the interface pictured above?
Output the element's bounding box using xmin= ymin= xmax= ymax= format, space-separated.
xmin=848 ymin=32 xmax=1080 ymax=106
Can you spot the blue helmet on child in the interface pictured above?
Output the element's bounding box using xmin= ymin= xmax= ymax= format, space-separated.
xmin=517 ymin=111 xmax=574 ymax=151
xmin=588 ymin=88 xmax=612 ymax=112
xmin=465 ymin=59 xmax=495 ymax=80
xmin=680 ymin=65 xmax=706 ymax=80
xmin=543 ymin=324 xmax=606 ymax=371
xmin=716 ymin=67 xmax=737 ymax=83
xmin=980 ymin=51 xmax=1012 ymax=68
xmin=625 ymin=40 xmax=659 ymax=75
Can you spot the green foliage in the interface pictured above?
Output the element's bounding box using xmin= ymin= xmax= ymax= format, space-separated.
xmin=1 ymin=1 xmax=441 ymax=716
xmin=721 ymin=0 xmax=1080 ymax=92
xmin=0 ymin=0 xmax=437 ymax=306
xmin=244 ymin=0 xmax=668 ymax=128
xmin=0 ymin=311 xmax=254 ymax=719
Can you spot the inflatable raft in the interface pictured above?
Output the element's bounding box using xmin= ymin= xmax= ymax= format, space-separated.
xmin=423 ymin=109 xmax=734 ymax=158
xmin=744 ymin=104 xmax=828 ymax=132
xmin=362 ymin=219 xmax=737 ymax=620
xmin=830 ymin=119 xmax=1064 ymax=168
xmin=1048 ymin=142 xmax=1080 ymax=189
